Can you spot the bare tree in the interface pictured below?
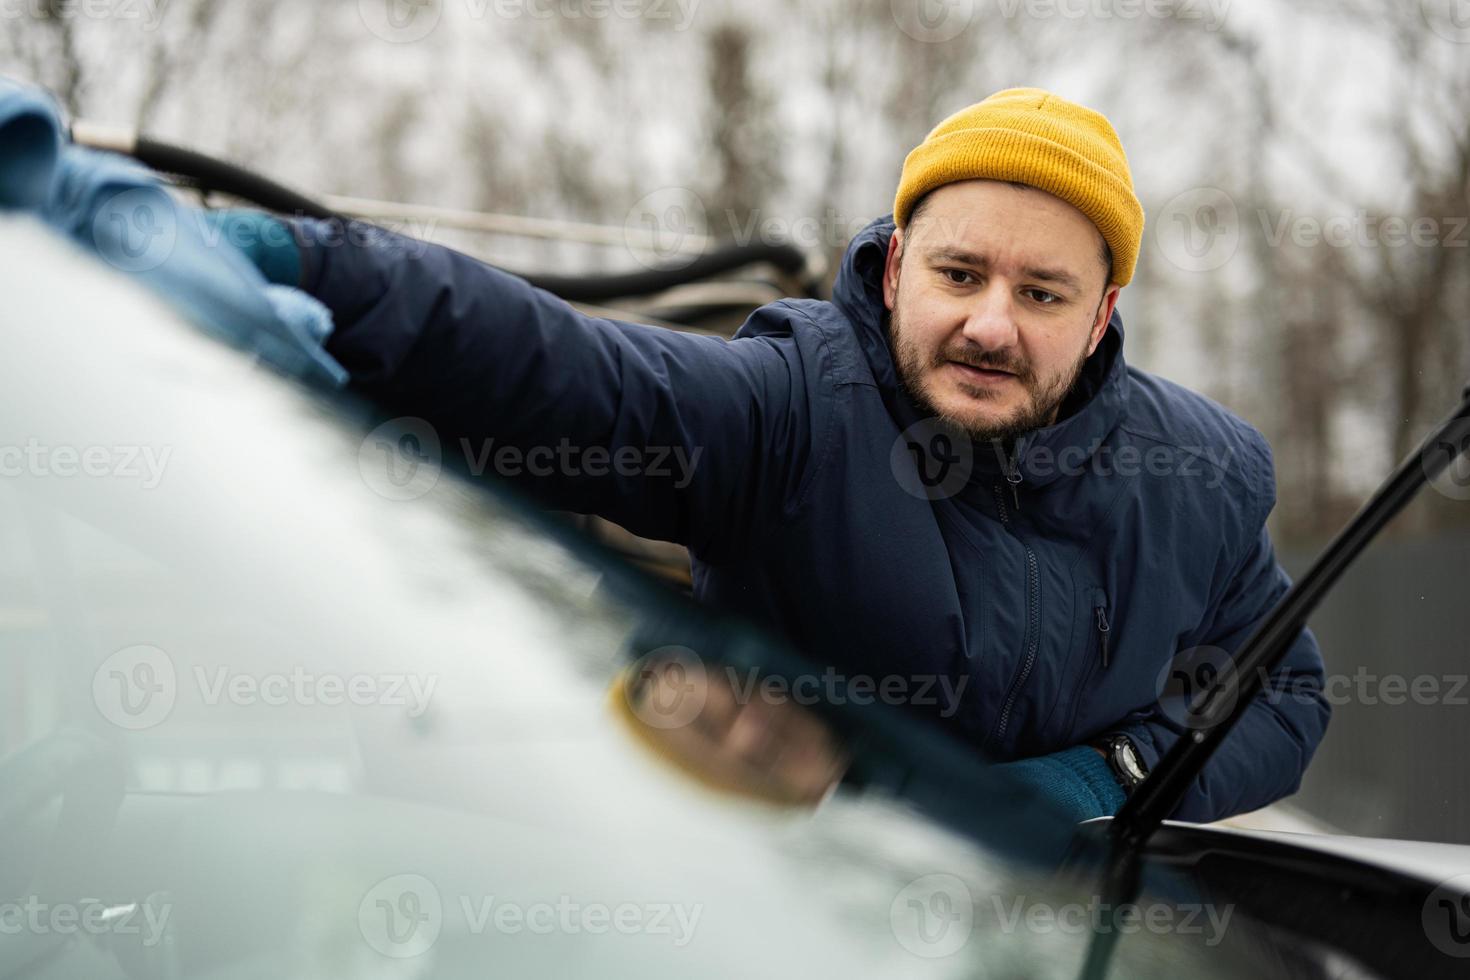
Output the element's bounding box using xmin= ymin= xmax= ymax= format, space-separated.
xmin=8 ymin=1 xmax=86 ymax=115
xmin=134 ymin=0 xmax=225 ymax=130
xmin=702 ymin=17 xmax=783 ymax=239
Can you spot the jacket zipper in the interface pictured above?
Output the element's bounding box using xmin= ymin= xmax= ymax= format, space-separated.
xmin=1095 ymin=601 xmax=1111 ymax=669
xmin=988 ymin=481 xmax=1039 ymax=747
xmin=1003 ymin=441 xmax=1023 ymax=512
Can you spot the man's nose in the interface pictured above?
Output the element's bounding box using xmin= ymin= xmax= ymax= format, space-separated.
xmin=958 ymin=283 xmax=1020 ymax=352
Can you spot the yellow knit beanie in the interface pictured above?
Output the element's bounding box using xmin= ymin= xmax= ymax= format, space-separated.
xmin=892 ymin=87 xmax=1144 ymax=286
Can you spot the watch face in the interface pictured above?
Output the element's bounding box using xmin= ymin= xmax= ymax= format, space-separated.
xmin=1116 ymin=741 xmax=1147 ymax=783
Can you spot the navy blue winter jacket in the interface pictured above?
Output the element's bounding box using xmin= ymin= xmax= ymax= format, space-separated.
xmin=298 ymin=214 xmax=1330 ymax=823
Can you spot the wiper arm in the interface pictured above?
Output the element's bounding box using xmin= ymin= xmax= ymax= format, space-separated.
xmin=1074 ymin=381 xmax=1470 ymax=980
xmin=1111 ymin=380 xmax=1470 ymax=852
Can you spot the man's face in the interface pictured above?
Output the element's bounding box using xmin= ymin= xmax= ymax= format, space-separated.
xmin=882 ymin=180 xmax=1121 ymax=442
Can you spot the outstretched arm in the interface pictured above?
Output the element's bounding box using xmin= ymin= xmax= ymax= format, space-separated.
xmin=1109 ymin=475 xmax=1332 ymax=823
xmin=295 ymin=219 xmax=830 ymax=559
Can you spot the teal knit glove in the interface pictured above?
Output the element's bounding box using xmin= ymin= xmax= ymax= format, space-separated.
xmin=202 ymin=209 xmax=302 ymax=288
xmin=995 ymin=745 xmax=1127 ymax=823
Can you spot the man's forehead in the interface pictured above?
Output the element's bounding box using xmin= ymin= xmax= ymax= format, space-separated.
xmin=905 ymin=181 xmax=1109 ymax=284
xmin=910 ymin=186 xmax=1094 ymax=243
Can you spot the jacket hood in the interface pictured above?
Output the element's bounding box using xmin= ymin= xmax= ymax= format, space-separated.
xmin=831 ymin=214 xmax=1131 ymax=489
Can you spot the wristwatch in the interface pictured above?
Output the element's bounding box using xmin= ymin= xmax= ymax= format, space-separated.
xmin=1095 ymin=734 xmax=1149 ymax=794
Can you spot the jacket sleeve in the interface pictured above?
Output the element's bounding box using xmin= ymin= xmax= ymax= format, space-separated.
xmin=1110 ymin=440 xmax=1332 ymax=823
xmin=296 ymin=220 xmax=826 ymax=559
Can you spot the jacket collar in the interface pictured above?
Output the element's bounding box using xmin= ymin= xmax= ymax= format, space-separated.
xmin=832 ymin=214 xmax=1130 ymax=491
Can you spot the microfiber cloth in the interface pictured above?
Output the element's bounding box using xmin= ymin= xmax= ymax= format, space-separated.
xmin=0 ymin=76 xmax=347 ymax=388
xmin=0 ymin=78 xmax=62 ymax=210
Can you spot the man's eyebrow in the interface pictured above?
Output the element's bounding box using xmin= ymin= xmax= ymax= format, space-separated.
xmin=922 ymin=246 xmax=987 ymax=267
xmin=921 ymin=246 xmax=1084 ymax=293
xmin=1021 ymin=265 xmax=1083 ymax=292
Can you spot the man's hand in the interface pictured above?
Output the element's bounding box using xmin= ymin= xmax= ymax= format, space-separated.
xmin=993 ymin=746 xmax=1127 ymax=823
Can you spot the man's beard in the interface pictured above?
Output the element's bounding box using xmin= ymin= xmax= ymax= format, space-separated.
xmin=888 ymin=303 xmax=1091 ymax=443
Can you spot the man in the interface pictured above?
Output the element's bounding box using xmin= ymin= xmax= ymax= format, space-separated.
xmin=236 ymin=88 xmax=1330 ymax=823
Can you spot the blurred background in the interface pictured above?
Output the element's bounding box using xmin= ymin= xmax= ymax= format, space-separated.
xmin=4 ymin=0 xmax=1469 ymax=841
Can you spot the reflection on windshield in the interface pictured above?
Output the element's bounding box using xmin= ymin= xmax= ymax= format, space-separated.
xmin=0 ymin=222 xmax=1241 ymax=980
xmin=610 ymin=648 xmax=850 ymax=807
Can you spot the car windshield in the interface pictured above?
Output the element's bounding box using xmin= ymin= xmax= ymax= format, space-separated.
xmin=0 ymin=216 xmax=1252 ymax=979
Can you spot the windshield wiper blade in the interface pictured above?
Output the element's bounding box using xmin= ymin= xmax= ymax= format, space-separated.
xmin=1071 ymin=380 xmax=1470 ymax=980
xmin=1111 ymin=379 xmax=1470 ymax=852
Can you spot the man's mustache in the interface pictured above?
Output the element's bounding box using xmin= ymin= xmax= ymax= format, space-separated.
xmin=938 ymin=347 xmax=1030 ymax=380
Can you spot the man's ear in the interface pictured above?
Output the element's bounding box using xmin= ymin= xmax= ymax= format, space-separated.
xmin=1089 ymin=284 xmax=1121 ymax=356
xmin=883 ymin=228 xmax=904 ymax=311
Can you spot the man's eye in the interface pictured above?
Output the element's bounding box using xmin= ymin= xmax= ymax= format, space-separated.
xmin=1024 ymin=288 xmax=1061 ymax=305
xmin=941 ymin=268 xmax=976 ymax=286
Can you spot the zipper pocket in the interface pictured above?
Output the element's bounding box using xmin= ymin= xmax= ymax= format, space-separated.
xmin=1060 ymin=586 xmax=1111 ymax=739
xmin=1094 ymin=591 xmax=1112 ymax=669
xmin=989 ymin=548 xmax=1039 ymax=747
